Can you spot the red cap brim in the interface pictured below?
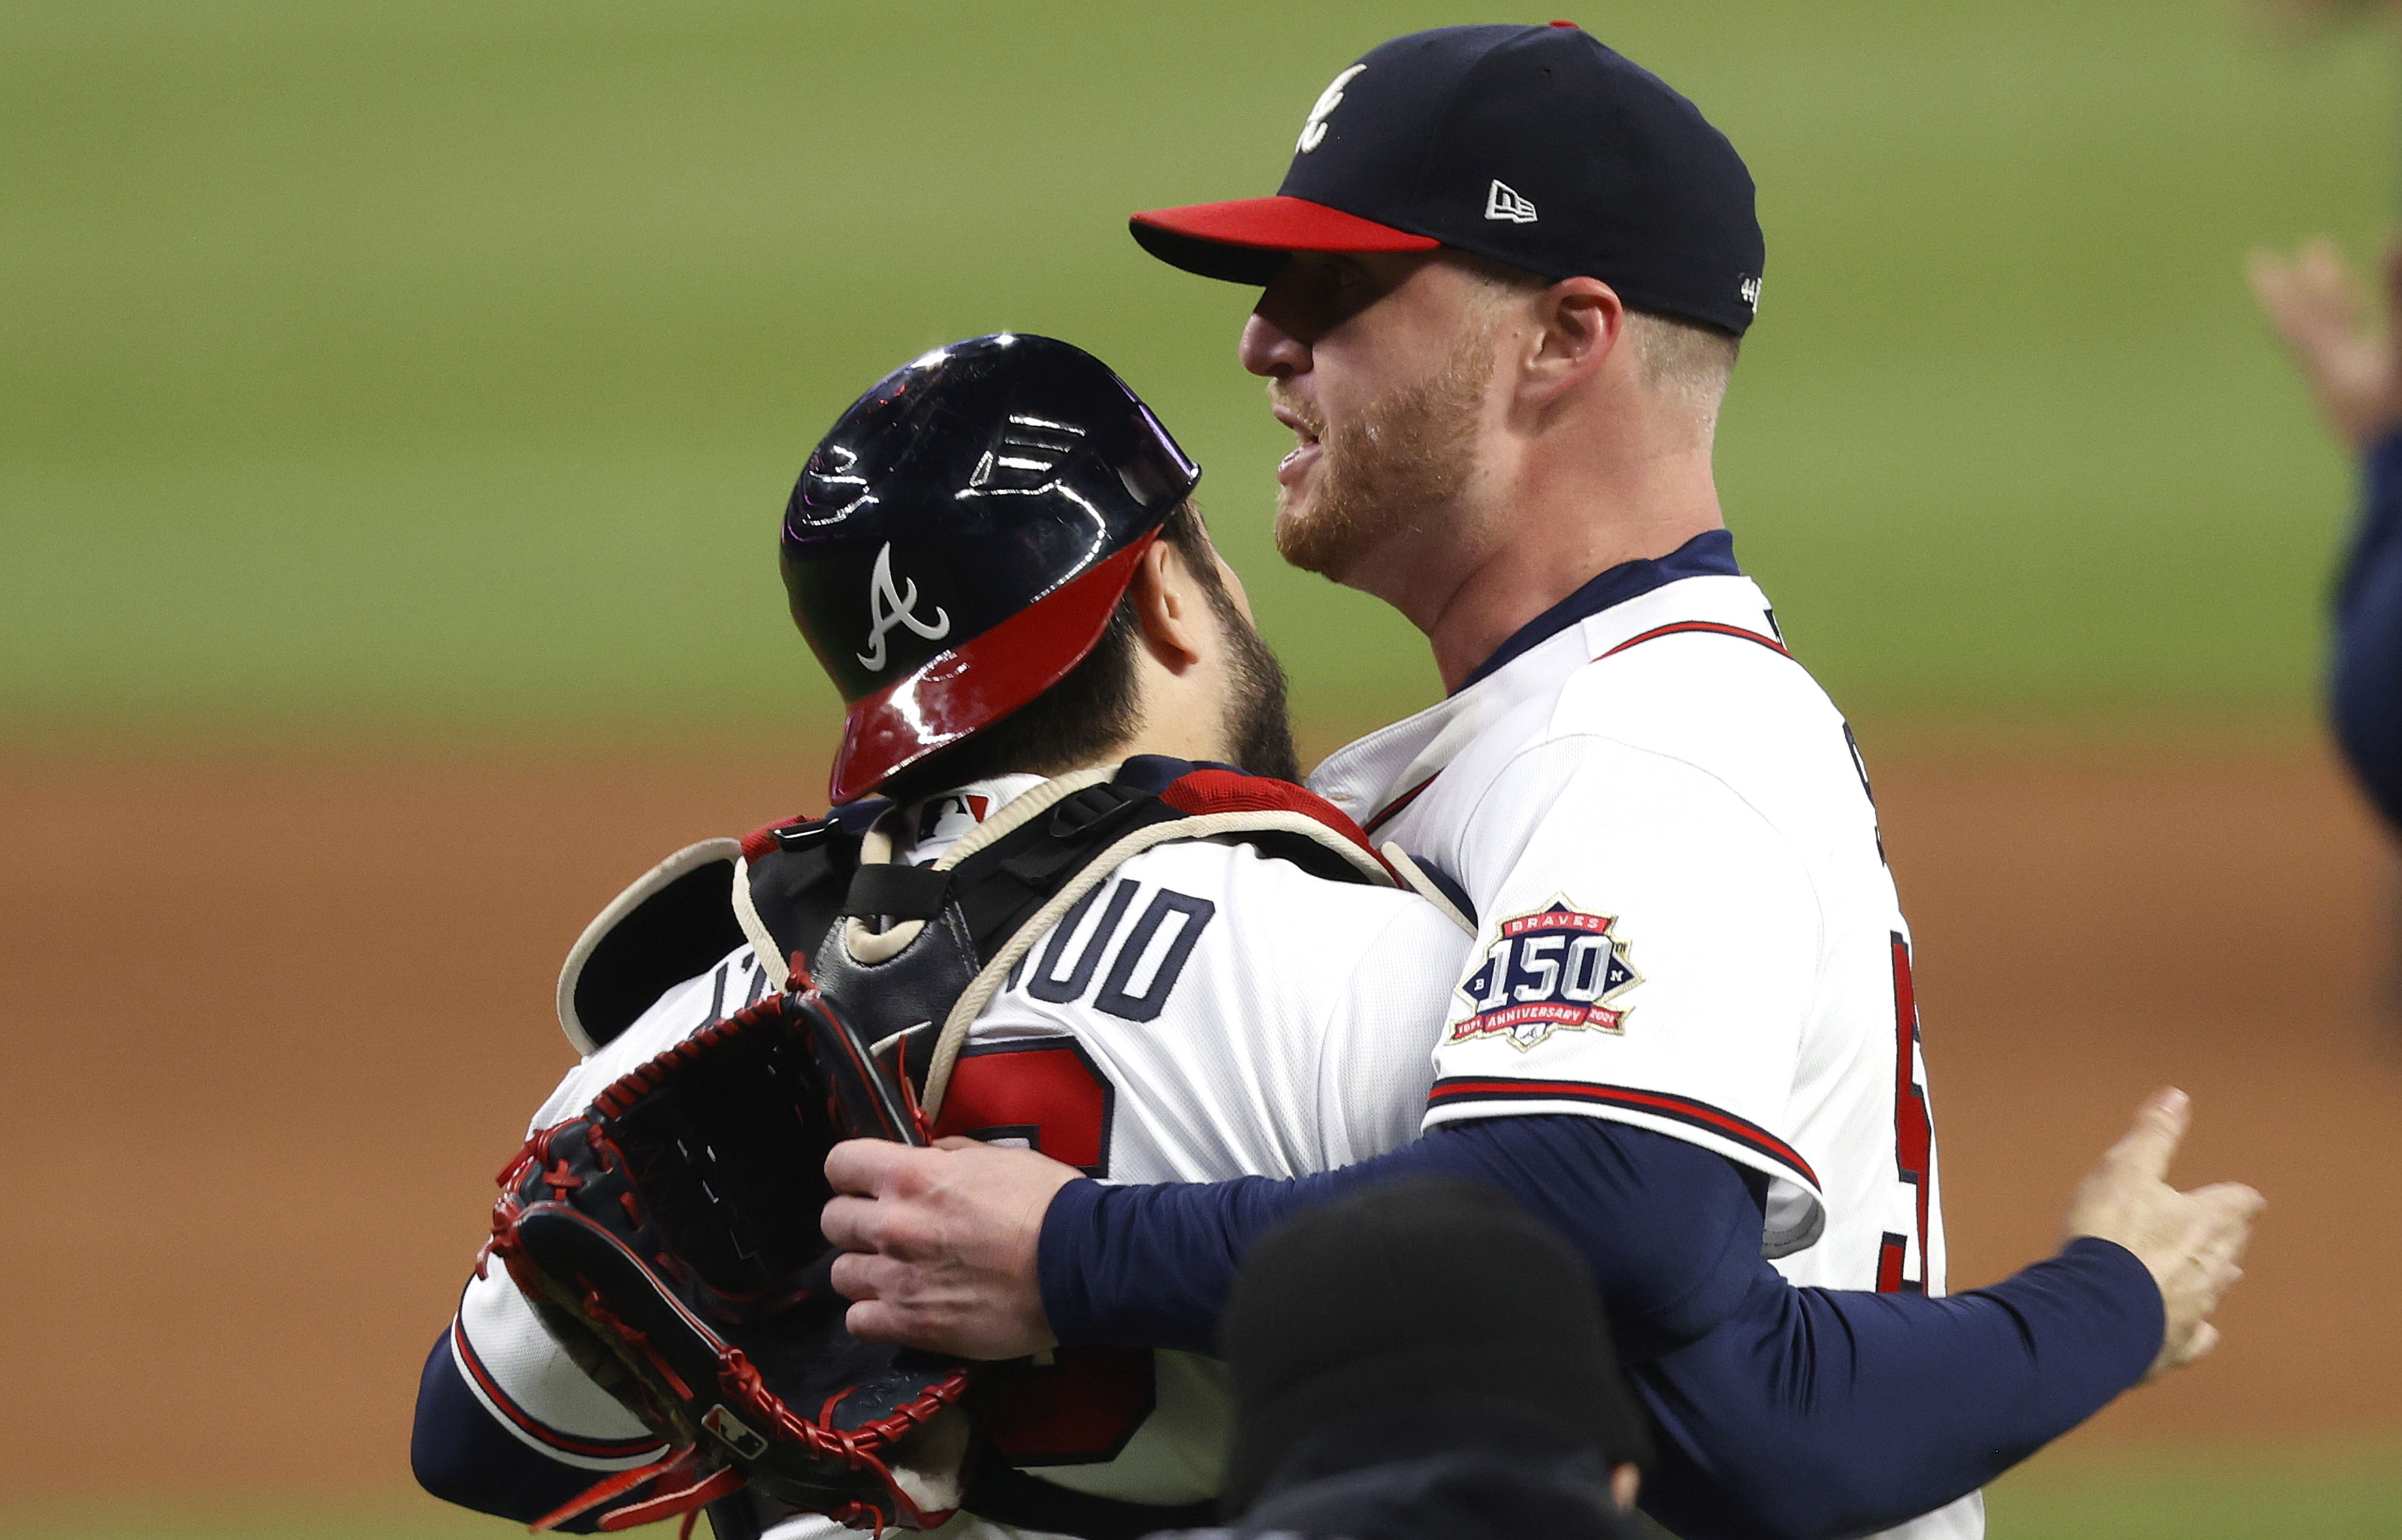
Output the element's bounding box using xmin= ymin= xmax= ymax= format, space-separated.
xmin=827 ymin=534 xmax=1158 ymax=805
xmin=1131 ymin=197 xmax=1439 ymax=285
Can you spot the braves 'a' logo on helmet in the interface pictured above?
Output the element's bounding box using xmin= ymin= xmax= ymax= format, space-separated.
xmin=857 ymin=542 xmax=951 ymax=671
xmin=1450 ymin=898 xmax=1640 ymax=1051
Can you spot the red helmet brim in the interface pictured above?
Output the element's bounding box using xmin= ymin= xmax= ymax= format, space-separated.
xmin=828 ymin=534 xmax=1159 ymax=805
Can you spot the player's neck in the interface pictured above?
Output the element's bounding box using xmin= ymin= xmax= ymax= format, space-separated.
xmin=1376 ymin=443 xmax=1725 ymax=692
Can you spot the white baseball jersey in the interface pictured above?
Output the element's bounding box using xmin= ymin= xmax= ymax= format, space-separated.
xmin=445 ymin=773 xmax=1469 ymax=1539
xmin=1307 ymin=566 xmax=1979 ymax=1540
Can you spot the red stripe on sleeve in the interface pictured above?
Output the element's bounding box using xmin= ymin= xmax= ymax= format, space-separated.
xmin=1427 ymin=1078 xmax=1818 ymax=1189
xmin=450 ymin=1318 xmax=664 ymax=1461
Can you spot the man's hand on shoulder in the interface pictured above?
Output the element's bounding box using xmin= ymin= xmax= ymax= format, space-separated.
xmin=822 ymin=1136 xmax=1083 ymax=1360
xmin=2062 ymin=1088 xmax=2265 ymax=1381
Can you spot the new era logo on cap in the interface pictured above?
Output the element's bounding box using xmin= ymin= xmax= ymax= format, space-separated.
xmin=1484 ymin=180 xmax=1538 ymax=224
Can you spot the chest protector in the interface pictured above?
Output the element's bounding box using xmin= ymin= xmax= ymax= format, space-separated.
xmin=558 ymin=756 xmax=1414 ymax=1098
xmin=551 ymin=756 xmax=1436 ymax=1539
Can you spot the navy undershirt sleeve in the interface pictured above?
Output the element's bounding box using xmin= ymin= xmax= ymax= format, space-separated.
xmin=1039 ymin=1117 xmax=2164 ymax=1539
xmin=1041 ymin=1117 xmax=1763 ymax=1360
xmin=1632 ymin=1238 xmax=2162 ymax=1540
xmin=410 ymin=1330 xmax=629 ymax=1533
xmin=2331 ymin=430 xmax=2402 ymax=831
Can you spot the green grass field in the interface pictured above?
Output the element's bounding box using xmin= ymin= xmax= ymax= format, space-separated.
xmin=1 ymin=0 xmax=2391 ymax=739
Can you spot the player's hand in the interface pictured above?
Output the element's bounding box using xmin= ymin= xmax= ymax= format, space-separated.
xmin=2061 ymin=1088 xmax=2265 ymax=1381
xmin=821 ymin=1136 xmax=1083 ymax=1360
xmin=2247 ymin=238 xmax=2402 ymax=449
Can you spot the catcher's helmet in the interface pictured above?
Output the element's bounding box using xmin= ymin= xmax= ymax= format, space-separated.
xmin=783 ymin=334 xmax=1201 ymax=804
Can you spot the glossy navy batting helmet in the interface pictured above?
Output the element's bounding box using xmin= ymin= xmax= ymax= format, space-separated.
xmin=782 ymin=334 xmax=1201 ymax=804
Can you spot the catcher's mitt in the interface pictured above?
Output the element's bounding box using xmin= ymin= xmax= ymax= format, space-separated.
xmin=488 ymin=966 xmax=973 ymax=1535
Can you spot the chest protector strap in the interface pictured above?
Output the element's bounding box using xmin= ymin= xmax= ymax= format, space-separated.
xmin=731 ymin=756 xmax=1401 ymax=1121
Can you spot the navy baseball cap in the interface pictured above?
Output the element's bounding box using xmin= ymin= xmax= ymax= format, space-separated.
xmin=1132 ymin=23 xmax=1765 ymax=336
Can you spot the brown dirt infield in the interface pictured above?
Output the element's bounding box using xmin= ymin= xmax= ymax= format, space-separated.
xmin=1 ymin=734 xmax=2395 ymax=1501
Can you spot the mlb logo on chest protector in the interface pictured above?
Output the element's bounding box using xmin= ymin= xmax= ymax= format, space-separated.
xmin=1451 ymin=899 xmax=1640 ymax=1051
xmin=916 ymin=790 xmax=992 ymax=847
xmin=703 ymin=1404 xmax=770 ymax=1460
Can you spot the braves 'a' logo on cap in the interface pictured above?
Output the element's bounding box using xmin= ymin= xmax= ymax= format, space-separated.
xmin=857 ymin=542 xmax=951 ymax=671
xmin=1297 ymin=64 xmax=1367 ymax=154
xmin=1449 ymin=898 xmax=1640 ymax=1051
xmin=1484 ymin=180 xmax=1538 ymax=224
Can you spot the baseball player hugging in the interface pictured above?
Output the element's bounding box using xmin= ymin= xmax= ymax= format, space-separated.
xmin=798 ymin=24 xmax=2258 ymax=1540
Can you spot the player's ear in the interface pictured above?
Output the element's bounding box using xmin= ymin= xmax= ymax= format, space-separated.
xmin=1609 ymin=1462 xmax=1640 ymax=1511
xmin=1128 ymin=538 xmax=1208 ymax=673
xmin=1515 ymin=276 xmax=1624 ymax=408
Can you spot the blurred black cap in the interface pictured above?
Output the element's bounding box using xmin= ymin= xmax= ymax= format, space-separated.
xmin=1217 ymin=1176 xmax=1654 ymax=1519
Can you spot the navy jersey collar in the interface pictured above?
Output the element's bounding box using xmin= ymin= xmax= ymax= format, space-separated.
xmin=1453 ymin=529 xmax=1742 ymax=694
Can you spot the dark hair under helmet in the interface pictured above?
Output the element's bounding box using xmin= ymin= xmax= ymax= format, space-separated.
xmin=782 ymin=334 xmax=1201 ymax=804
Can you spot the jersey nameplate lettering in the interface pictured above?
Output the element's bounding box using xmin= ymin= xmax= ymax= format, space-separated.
xmin=1013 ymin=879 xmax=1217 ymax=1024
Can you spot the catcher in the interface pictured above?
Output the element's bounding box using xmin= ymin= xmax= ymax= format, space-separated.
xmin=411 ymin=334 xmax=1473 ymax=1538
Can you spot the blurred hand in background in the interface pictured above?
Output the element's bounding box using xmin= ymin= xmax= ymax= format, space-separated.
xmin=2249 ymin=239 xmax=2402 ymax=449
xmin=2251 ymin=0 xmax=2402 ymax=37
xmin=2251 ymin=235 xmax=2402 ymax=835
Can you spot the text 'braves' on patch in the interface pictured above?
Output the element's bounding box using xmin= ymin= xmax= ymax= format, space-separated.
xmin=1450 ymin=898 xmax=1641 ymax=1051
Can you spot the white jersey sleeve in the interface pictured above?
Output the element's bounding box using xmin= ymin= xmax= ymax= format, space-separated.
xmin=1425 ymin=732 xmax=1829 ymax=1247
xmin=528 ymin=944 xmax=774 ymax=1133
xmin=448 ymin=1263 xmax=668 ymax=1469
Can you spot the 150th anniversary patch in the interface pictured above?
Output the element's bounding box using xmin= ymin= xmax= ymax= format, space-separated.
xmin=1449 ymin=898 xmax=1641 ymax=1051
